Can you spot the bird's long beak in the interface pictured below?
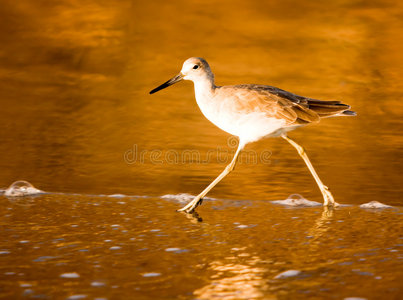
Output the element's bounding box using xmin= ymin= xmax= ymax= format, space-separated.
xmin=149 ymin=73 xmax=184 ymax=94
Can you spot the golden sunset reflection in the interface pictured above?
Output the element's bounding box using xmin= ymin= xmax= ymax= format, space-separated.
xmin=194 ymin=256 xmax=272 ymax=300
xmin=0 ymin=0 xmax=402 ymax=298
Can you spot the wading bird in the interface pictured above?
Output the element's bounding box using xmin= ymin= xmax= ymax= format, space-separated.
xmin=150 ymin=57 xmax=355 ymax=213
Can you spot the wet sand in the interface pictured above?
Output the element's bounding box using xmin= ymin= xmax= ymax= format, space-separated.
xmin=0 ymin=192 xmax=402 ymax=299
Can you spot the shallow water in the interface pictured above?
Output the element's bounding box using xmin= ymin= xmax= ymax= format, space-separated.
xmin=0 ymin=0 xmax=402 ymax=298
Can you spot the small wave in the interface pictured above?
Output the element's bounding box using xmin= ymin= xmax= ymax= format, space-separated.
xmin=359 ymin=201 xmax=393 ymax=209
xmin=0 ymin=182 xmax=398 ymax=212
xmin=271 ymin=194 xmax=322 ymax=207
xmin=4 ymin=180 xmax=44 ymax=197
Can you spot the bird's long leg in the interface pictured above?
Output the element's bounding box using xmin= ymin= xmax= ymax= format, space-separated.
xmin=177 ymin=142 xmax=245 ymax=213
xmin=281 ymin=134 xmax=337 ymax=207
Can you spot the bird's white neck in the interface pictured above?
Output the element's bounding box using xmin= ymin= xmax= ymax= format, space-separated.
xmin=193 ymin=75 xmax=216 ymax=101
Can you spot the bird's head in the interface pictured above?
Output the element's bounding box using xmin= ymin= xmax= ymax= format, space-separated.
xmin=149 ymin=57 xmax=213 ymax=94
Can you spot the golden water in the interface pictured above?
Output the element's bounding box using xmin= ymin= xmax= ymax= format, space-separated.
xmin=0 ymin=0 xmax=402 ymax=299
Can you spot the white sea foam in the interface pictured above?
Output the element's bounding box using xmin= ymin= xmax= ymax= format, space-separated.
xmin=271 ymin=194 xmax=321 ymax=207
xmin=360 ymin=201 xmax=393 ymax=209
xmin=161 ymin=193 xmax=215 ymax=203
xmin=108 ymin=194 xmax=127 ymax=198
xmin=161 ymin=193 xmax=195 ymax=203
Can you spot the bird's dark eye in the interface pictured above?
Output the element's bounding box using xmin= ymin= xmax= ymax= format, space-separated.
xmin=193 ymin=65 xmax=199 ymax=70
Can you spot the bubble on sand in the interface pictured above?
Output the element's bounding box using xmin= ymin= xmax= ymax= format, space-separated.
xmin=67 ymin=295 xmax=87 ymax=300
xmin=91 ymin=281 xmax=106 ymax=287
xmin=19 ymin=283 xmax=32 ymax=287
xmin=360 ymin=201 xmax=392 ymax=209
xmin=23 ymin=289 xmax=34 ymax=295
xmin=165 ymin=248 xmax=181 ymax=252
xmin=60 ymin=272 xmax=80 ymax=278
xmin=274 ymin=270 xmax=301 ymax=279
xmin=109 ymin=246 xmax=121 ymax=250
xmin=165 ymin=247 xmax=188 ymax=253
xmin=4 ymin=180 xmax=43 ymax=197
xmin=33 ymin=256 xmax=56 ymax=262
xmin=142 ymin=272 xmax=161 ymax=277
xmin=271 ymin=194 xmax=321 ymax=207
xmin=5 ymin=272 xmax=15 ymax=275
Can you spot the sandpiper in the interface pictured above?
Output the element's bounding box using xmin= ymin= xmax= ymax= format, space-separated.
xmin=150 ymin=57 xmax=356 ymax=213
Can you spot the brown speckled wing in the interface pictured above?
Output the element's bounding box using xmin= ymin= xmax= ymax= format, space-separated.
xmin=219 ymin=85 xmax=321 ymax=125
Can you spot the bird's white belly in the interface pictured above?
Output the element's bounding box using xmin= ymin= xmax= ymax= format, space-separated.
xmin=196 ymin=98 xmax=287 ymax=144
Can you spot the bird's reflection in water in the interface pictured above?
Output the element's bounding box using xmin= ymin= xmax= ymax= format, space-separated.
xmin=194 ymin=255 xmax=274 ymax=300
xmin=180 ymin=210 xmax=203 ymax=223
xmin=307 ymin=206 xmax=335 ymax=242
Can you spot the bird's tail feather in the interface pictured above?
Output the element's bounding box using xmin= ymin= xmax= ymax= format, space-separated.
xmin=306 ymin=99 xmax=356 ymax=118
